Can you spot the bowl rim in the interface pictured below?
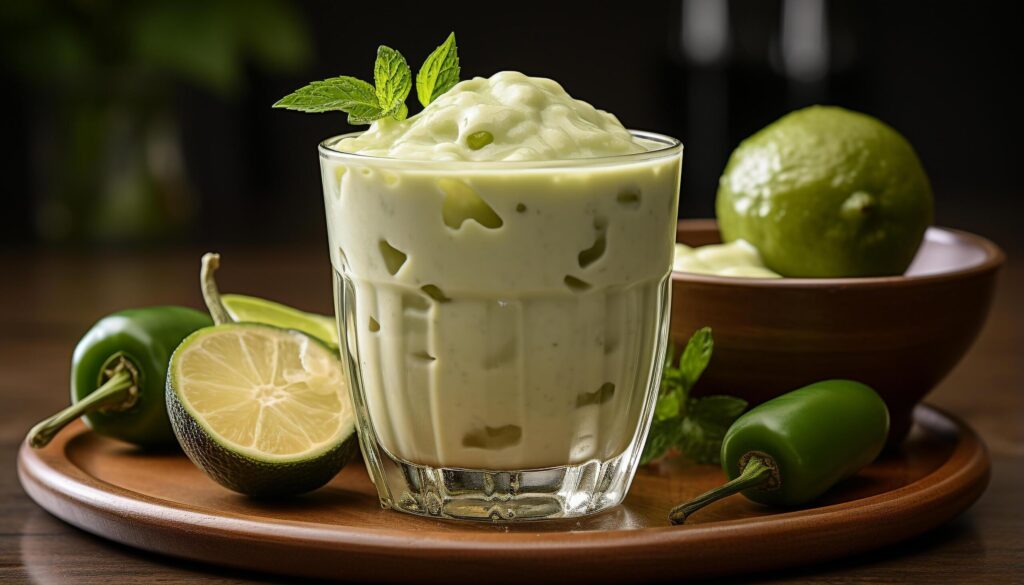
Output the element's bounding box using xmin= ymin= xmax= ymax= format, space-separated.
xmin=672 ymin=219 xmax=1005 ymax=289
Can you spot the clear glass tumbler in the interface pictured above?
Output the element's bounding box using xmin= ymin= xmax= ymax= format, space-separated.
xmin=320 ymin=132 xmax=683 ymax=520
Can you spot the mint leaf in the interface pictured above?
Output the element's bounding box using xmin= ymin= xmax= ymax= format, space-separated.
xmin=679 ymin=396 xmax=747 ymax=464
xmin=393 ymin=102 xmax=409 ymax=121
xmin=691 ymin=395 xmax=748 ymax=426
xmin=640 ymin=327 xmax=747 ymax=466
xmin=273 ymin=75 xmax=384 ymax=124
xmin=653 ymin=387 xmax=683 ymax=422
xmin=346 ymin=106 xmax=389 ymax=125
xmin=640 ymin=418 xmax=683 ymax=465
xmin=416 ymin=32 xmax=460 ymax=107
xmin=274 ymin=33 xmax=462 ymax=124
xmin=374 ymin=45 xmax=411 ymax=119
xmin=678 ymin=416 xmax=725 ymax=465
xmin=661 ymin=345 xmax=684 ymax=385
xmin=678 ymin=327 xmax=713 ymax=392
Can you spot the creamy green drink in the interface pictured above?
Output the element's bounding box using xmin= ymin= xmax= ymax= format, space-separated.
xmin=323 ymin=72 xmax=679 ymax=474
xmin=300 ymin=42 xmax=682 ymax=519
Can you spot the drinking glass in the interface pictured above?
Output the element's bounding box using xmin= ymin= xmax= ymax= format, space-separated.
xmin=320 ymin=132 xmax=682 ymax=520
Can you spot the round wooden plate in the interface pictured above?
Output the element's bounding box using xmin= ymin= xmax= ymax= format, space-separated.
xmin=18 ymin=405 xmax=989 ymax=583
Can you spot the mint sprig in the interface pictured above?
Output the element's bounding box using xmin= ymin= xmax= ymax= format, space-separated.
xmin=273 ymin=33 xmax=459 ymax=124
xmin=416 ymin=32 xmax=460 ymax=107
xmin=374 ymin=45 xmax=411 ymax=120
xmin=272 ymin=76 xmax=382 ymax=124
xmin=640 ymin=328 xmax=748 ymax=465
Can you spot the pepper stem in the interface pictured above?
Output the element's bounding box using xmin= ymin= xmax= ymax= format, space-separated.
xmin=27 ymin=356 xmax=139 ymax=449
xmin=201 ymin=252 xmax=232 ymax=326
xmin=669 ymin=455 xmax=777 ymax=525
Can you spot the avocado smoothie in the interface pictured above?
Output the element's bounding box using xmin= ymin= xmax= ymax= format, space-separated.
xmin=318 ymin=69 xmax=682 ymax=519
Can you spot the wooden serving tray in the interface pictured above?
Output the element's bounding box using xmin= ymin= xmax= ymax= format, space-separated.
xmin=18 ymin=405 xmax=989 ymax=583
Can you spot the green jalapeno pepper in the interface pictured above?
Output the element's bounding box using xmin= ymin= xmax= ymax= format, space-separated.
xmin=669 ymin=379 xmax=889 ymax=524
xmin=28 ymin=307 xmax=212 ymax=449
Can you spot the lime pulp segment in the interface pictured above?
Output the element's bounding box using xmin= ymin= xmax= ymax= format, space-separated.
xmin=170 ymin=324 xmax=351 ymax=462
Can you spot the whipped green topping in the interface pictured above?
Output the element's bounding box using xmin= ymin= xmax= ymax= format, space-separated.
xmin=673 ymin=240 xmax=781 ymax=278
xmin=335 ymin=71 xmax=647 ymax=161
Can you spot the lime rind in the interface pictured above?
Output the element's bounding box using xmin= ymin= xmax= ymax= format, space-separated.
xmin=167 ymin=381 xmax=358 ymax=497
xmin=168 ymin=323 xmax=353 ymax=465
xmin=220 ymin=294 xmax=339 ymax=350
xmin=716 ymin=105 xmax=933 ymax=278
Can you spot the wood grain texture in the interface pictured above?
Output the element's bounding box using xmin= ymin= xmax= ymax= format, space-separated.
xmin=15 ymin=407 xmax=990 ymax=584
xmin=1 ymin=245 xmax=1021 ymax=584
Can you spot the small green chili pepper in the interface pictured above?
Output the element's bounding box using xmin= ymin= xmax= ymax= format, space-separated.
xmin=669 ymin=379 xmax=889 ymax=524
xmin=28 ymin=307 xmax=212 ymax=450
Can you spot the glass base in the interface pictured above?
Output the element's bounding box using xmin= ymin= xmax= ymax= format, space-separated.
xmin=363 ymin=445 xmax=636 ymax=521
xmin=333 ymin=271 xmax=670 ymax=522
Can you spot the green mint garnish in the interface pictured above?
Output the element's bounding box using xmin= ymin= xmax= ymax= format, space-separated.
xmin=273 ymin=33 xmax=459 ymax=125
xmin=678 ymin=326 xmax=713 ymax=390
xmin=272 ymin=76 xmax=383 ymax=124
xmin=640 ymin=327 xmax=748 ymax=465
xmin=374 ymin=45 xmax=411 ymax=120
xmin=394 ymin=103 xmax=409 ymax=121
xmin=416 ymin=32 xmax=460 ymax=107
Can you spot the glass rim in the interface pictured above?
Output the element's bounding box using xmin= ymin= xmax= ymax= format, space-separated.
xmin=317 ymin=130 xmax=683 ymax=170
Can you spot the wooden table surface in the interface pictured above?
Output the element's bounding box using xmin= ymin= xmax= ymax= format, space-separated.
xmin=1 ymin=245 xmax=1021 ymax=584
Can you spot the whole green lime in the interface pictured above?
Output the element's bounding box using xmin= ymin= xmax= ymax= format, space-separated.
xmin=716 ymin=106 xmax=933 ymax=277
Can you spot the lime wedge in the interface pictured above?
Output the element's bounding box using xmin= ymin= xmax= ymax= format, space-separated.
xmin=221 ymin=293 xmax=339 ymax=350
xmin=167 ymin=323 xmax=357 ymax=497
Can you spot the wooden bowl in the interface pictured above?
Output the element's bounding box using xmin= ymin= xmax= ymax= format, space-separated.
xmin=671 ymin=219 xmax=1004 ymax=443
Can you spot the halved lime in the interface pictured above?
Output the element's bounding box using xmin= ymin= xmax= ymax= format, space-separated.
xmin=166 ymin=323 xmax=357 ymax=497
xmin=221 ymin=293 xmax=339 ymax=350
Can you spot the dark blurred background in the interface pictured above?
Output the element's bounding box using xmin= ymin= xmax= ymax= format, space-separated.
xmin=1 ymin=0 xmax=1021 ymax=250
